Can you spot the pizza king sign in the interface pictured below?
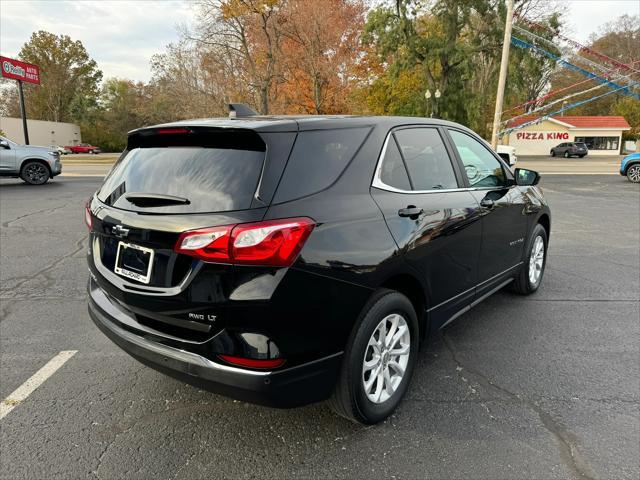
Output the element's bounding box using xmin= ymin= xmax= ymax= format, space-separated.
xmin=0 ymin=56 xmax=40 ymax=84
xmin=516 ymin=131 xmax=569 ymax=141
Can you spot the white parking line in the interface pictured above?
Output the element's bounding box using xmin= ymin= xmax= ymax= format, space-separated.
xmin=0 ymin=350 xmax=77 ymax=420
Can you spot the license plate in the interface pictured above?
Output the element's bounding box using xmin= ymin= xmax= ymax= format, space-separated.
xmin=114 ymin=242 xmax=154 ymax=284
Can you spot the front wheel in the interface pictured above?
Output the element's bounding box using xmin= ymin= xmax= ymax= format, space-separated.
xmin=626 ymin=164 xmax=640 ymax=183
xmin=328 ymin=290 xmax=419 ymax=424
xmin=550 ymin=150 xmax=555 ymax=157
xmin=511 ymin=223 xmax=548 ymax=295
xmin=20 ymin=161 xmax=50 ymax=185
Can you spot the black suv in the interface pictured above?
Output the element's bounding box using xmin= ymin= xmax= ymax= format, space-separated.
xmin=550 ymin=142 xmax=588 ymax=158
xmin=87 ymin=107 xmax=551 ymax=424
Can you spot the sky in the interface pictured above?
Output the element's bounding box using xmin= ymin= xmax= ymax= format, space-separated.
xmin=0 ymin=0 xmax=638 ymax=83
xmin=0 ymin=0 xmax=194 ymax=82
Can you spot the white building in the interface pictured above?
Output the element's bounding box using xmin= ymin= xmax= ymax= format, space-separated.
xmin=0 ymin=116 xmax=82 ymax=147
xmin=502 ymin=116 xmax=631 ymax=156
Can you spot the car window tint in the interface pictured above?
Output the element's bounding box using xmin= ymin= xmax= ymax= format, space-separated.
xmin=393 ymin=128 xmax=458 ymax=191
xmin=379 ymin=137 xmax=411 ymax=190
xmin=274 ymin=127 xmax=370 ymax=203
xmin=97 ymin=146 xmax=265 ymax=213
xmin=449 ymin=130 xmax=506 ymax=188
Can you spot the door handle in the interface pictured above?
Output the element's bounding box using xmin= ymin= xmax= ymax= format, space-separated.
xmin=480 ymin=198 xmax=495 ymax=208
xmin=398 ymin=206 xmax=424 ymax=218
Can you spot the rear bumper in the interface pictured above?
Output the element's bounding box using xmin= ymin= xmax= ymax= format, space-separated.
xmin=88 ymin=281 xmax=343 ymax=408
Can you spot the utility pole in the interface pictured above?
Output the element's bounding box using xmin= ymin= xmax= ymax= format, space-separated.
xmin=17 ymin=80 xmax=30 ymax=145
xmin=491 ymin=0 xmax=514 ymax=150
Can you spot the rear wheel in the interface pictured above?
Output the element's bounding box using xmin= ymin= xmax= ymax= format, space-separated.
xmin=563 ymin=151 xmax=570 ymax=158
xmin=511 ymin=223 xmax=547 ymax=295
xmin=627 ymin=164 xmax=640 ymax=183
xmin=20 ymin=161 xmax=50 ymax=185
xmin=328 ymin=289 xmax=419 ymax=424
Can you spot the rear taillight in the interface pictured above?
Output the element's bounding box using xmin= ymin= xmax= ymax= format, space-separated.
xmin=218 ymin=355 xmax=285 ymax=369
xmin=85 ymin=201 xmax=92 ymax=230
xmin=174 ymin=217 xmax=315 ymax=267
xmin=174 ymin=226 xmax=232 ymax=261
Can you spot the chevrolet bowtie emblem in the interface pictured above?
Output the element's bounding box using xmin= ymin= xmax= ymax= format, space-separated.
xmin=111 ymin=225 xmax=130 ymax=238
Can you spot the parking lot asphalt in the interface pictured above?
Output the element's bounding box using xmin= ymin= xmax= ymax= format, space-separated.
xmin=1 ymin=174 xmax=638 ymax=479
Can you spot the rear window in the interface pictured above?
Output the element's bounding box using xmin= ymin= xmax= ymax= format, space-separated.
xmin=97 ymin=132 xmax=266 ymax=213
xmin=273 ymin=127 xmax=371 ymax=203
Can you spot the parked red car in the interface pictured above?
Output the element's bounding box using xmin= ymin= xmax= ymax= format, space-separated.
xmin=66 ymin=143 xmax=101 ymax=154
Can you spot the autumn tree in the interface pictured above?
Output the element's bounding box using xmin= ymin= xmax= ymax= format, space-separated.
xmin=11 ymin=31 xmax=103 ymax=123
xmin=150 ymin=39 xmax=232 ymax=119
xmin=278 ymin=0 xmax=367 ymax=114
xmin=191 ymin=0 xmax=285 ymax=114
xmin=362 ymin=0 xmax=504 ymax=126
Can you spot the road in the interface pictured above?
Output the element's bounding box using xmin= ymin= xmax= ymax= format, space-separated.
xmin=0 ymin=174 xmax=638 ymax=479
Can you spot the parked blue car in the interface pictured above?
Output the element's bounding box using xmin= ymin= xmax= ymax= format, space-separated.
xmin=620 ymin=153 xmax=640 ymax=183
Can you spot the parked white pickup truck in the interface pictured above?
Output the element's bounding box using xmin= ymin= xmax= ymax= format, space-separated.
xmin=496 ymin=145 xmax=517 ymax=167
xmin=0 ymin=136 xmax=62 ymax=185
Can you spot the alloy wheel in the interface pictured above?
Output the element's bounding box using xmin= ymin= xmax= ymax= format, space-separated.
xmin=24 ymin=163 xmax=48 ymax=184
xmin=628 ymin=165 xmax=640 ymax=183
xmin=529 ymin=235 xmax=545 ymax=285
xmin=362 ymin=313 xmax=411 ymax=404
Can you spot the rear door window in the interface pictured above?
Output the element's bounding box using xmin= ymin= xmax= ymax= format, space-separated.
xmin=379 ymin=138 xmax=411 ymax=190
xmin=273 ymin=127 xmax=371 ymax=203
xmin=97 ymin=131 xmax=266 ymax=214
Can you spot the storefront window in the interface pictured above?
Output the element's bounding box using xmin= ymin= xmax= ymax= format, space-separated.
xmin=574 ymin=136 xmax=619 ymax=150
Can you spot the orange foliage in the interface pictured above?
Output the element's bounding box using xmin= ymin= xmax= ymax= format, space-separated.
xmin=275 ymin=0 xmax=367 ymax=114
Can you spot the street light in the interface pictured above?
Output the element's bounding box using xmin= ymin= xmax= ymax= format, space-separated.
xmin=425 ymin=89 xmax=442 ymax=118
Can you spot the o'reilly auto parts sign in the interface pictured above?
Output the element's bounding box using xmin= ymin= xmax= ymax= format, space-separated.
xmin=0 ymin=56 xmax=40 ymax=84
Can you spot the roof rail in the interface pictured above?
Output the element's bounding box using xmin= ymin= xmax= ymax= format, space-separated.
xmin=229 ymin=103 xmax=258 ymax=118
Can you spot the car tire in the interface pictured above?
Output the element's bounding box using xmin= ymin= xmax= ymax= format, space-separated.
xmin=20 ymin=161 xmax=50 ymax=185
xmin=328 ymin=289 xmax=419 ymax=424
xmin=579 ymin=155 xmax=586 ymax=158
xmin=511 ymin=223 xmax=548 ymax=295
xmin=563 ymin=151 xmax=570 ymax=158
xmin=627 ymin=164 xmax=640 ymax=183
xmin=550 ymin=150 xmax=555 ymax=157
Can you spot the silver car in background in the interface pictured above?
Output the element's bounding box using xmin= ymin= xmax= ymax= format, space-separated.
xmin=0 ymin=136 xmax=62 ymax=185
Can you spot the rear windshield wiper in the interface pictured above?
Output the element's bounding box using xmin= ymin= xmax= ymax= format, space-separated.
xmin=124 ymin=193 xmax=191 ymax=207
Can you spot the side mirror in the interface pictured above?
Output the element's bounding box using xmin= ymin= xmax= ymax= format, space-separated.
xmin=515 ymin=168 xmax=540 ymax=186
xmin=0 ymin=140 xmax=9 ymax=149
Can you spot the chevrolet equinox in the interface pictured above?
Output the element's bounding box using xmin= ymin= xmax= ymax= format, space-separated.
xmin=87 ymin=106 xmax=551 ymax=424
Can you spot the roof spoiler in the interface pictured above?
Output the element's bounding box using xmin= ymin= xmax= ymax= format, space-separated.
xmin=229 ymin=103 xmax=258 ymax=118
